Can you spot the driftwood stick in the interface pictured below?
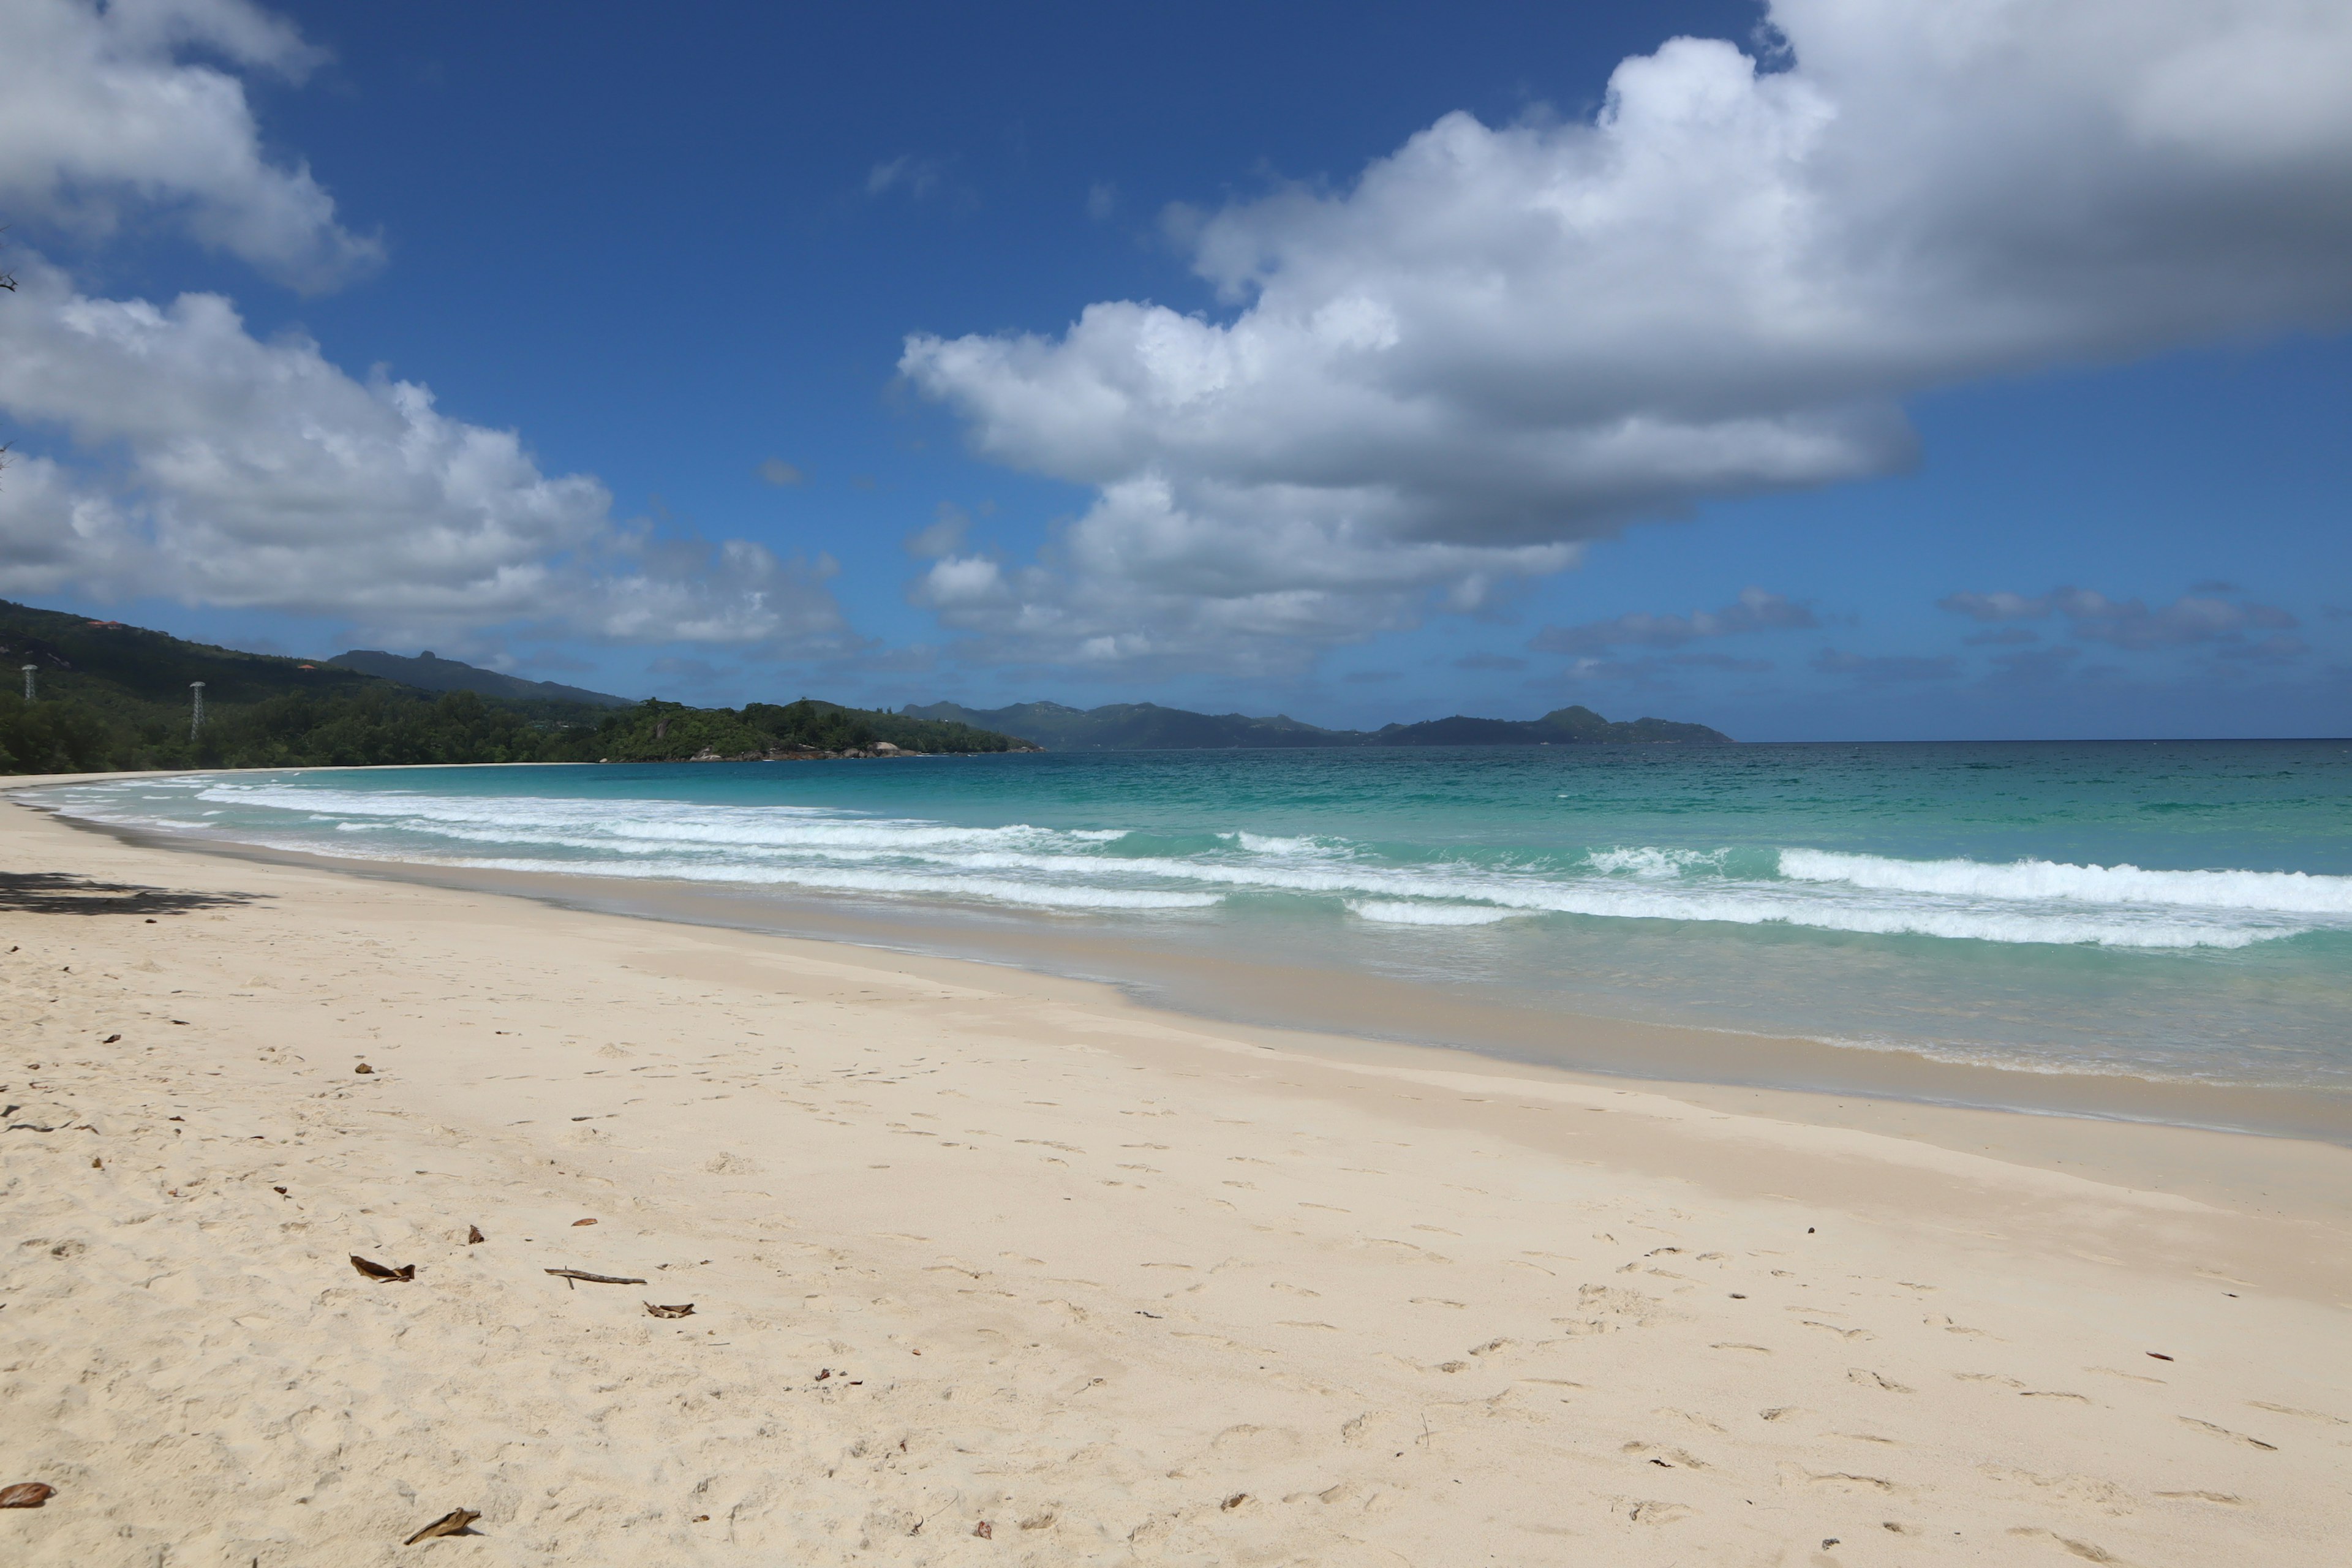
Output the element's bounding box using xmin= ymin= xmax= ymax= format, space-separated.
xmin=545 ymin=1267 xmax=647 ymax=1286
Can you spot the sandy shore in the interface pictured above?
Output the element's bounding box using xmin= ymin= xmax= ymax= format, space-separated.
xmin=3 ymin=791 xmax=2348 ymax=1564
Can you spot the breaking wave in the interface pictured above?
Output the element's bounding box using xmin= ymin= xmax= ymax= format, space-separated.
xmin=30 ymin=774 xmax=2352 ymax=949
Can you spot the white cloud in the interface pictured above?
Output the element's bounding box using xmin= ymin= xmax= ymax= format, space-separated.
xmin=1939 ymin=586 xmax=2299 ymax=649
xmin=1534 ymin=587 xmax=1815 ymax=655
xmin=908 ymin=472 xmax=1578 ymax=676
xmin=0 ymin=263 xmax=852 ymax=653
xmin=0 ymin=0 xmax=379 ymax=290
xmin=904 ymin=502 xmax=970 ymax=559
xmin=905 ymin=0 xmax=2352 ymax=669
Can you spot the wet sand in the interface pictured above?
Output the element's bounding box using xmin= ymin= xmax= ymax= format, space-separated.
xmin=4 ymin=787 xmax=2348 ymax=1564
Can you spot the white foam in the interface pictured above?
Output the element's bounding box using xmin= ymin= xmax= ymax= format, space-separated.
xmin=1231 ymin=831 xmax=1329 ymax=856
xmin=1779 ymin=848 xmax=2352 ymax=915
xmin=39 ymin=776 xmax=2348 ymax=950
xmin=1586 ymin=845 xmax=1729 ymax=878
xmin=1346 ymin=900 xmax=1518 ymax=926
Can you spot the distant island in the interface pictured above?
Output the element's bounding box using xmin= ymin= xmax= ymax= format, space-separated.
xmin=904 ymin=699 xmax=1732 ymax=748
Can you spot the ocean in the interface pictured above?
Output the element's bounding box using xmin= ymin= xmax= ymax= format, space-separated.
xmin=33 ymin=740 xmax=2352 ymax=1109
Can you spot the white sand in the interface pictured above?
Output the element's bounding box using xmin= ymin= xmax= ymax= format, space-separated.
xmin=3 ymin=794 xmax=2347 ymax=1565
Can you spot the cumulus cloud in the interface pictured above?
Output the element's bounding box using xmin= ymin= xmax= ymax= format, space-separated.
xmin=904 ymin=502 xmax=970 ymax=559
xmin=908 ymin=472 xmax=1578 ymax=674
xmin=1533 ymin=586 xmax=1815 ymax=655
xmin=0 ymin=0 xmax=379 ymax=290
xmin=0 ymin=264 xmax=852 ymax=652
xmin=1938 ymin=586 xmax=2299 ymax=649
xmin=905 ymin=0 xmax=2352 ymax=669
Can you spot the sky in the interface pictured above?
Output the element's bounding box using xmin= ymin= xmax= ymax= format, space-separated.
xmin=0 ymin=0 xmax=2347 ymax=741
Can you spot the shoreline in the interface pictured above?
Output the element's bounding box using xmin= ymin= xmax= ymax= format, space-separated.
xmin=22 ymin=776 xmax=2352 ymax=1150
xmin=4 ymin=786 xmax=2349 ymax=1562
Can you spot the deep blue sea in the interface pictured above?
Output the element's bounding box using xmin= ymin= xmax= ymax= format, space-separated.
xmin=36 ymin=741 xmax=2352 ymax=1092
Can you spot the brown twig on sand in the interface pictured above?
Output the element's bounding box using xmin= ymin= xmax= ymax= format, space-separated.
xmin=0 ymin=1483 xmax=56 ymax=1508
xmin=403 ymin=1508 xmax=480 ymax=1544
xmin=644 ymin=1302 xmax=695 ymax=1318
xmin=350 ymin=1254 xmax=415 ymax=1281
xmin=545 ymin=1268 xmax=645 ymax=1286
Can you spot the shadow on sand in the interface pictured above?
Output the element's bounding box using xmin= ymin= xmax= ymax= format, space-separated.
xmin=0 ymin=872 xmax=262 ymax=918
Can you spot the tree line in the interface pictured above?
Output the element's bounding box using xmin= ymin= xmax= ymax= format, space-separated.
xmin=0 ymin=688 xmax=1027 ymax=775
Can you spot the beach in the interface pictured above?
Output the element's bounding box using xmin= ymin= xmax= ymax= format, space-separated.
xmin=4 ymin=787 xmax=2348 ymax=1566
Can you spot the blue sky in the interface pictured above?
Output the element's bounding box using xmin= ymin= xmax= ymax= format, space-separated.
xmin=0 ymin=0 xmax=2346 ymax=739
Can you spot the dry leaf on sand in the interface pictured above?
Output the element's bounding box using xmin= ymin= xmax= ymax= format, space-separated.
xmin=644 ymin=1302 xmax=695 ymax=1318
xmin=403 ymin=1507 xmax=480 ymax=1543
xmin=350 ymin=1254 xmax=415 ymax=1281
xmin=0 ymin=1483 xmax=56 ymax=1509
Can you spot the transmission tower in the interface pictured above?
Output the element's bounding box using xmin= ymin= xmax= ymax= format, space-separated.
xmin=20 ymin=663 xmax=33 ymax=701
xmin=189 ymin=680 xmax=206 ymax=741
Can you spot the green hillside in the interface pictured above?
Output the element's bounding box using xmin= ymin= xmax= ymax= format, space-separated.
xmin=586 ymin=698 xmax=1034 ymax=762
xmin=0 ymin=600 xmax=1028 ymax=774
xmin=327 ymin=649 xmax=633 ymax=707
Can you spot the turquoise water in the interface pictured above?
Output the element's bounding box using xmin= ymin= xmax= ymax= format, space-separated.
xmin=36 ymin=741 xmax=2352 ymax=1090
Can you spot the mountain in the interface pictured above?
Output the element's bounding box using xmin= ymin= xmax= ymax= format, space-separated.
xmin=0 ymin=598 xmax=1032 ymax=774
xmin=0 ymin=599 xmax=384 ymax=707
xmin=1373 ymin=706 xmax=1731 ymax=746
xmin=902 ymin=699 xmax=1731 ymax=748
xmin=328 ymin=649 xmax=633 ymax=708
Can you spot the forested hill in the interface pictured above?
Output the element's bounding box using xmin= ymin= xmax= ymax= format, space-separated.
xmin=0 ymin=600 xmax=1028 ymax=774
xmin=327 ymin=649 xmax=631 ymax=708
xmin=903 ymin=699 xmax=1732 ymax=748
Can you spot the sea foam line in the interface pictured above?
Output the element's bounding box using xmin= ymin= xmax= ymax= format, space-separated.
xmin=1779 ymin=848 xmax=2352 ymax=914
xmin=41 ymin=778 xmax=2345 ymax=947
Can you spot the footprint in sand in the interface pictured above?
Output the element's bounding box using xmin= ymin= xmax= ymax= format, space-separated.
xmin=2248 ymin=1400 xmax=2345 ymax=1425
xmin=1847 ymin=1369 xmax=1913 ymax=1393
xmin=2178 ymin=1416 xmax=2277 ymax=1450
xmin=1803 ymin=1320 xmax=1874 ymax=1341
